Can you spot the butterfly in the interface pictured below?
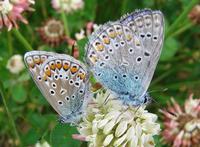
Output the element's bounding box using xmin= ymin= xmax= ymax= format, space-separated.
xmin=24 ymin=51 xmax=90 ymax=124
xmin=85 ymin=9 xmax=164 ymax=106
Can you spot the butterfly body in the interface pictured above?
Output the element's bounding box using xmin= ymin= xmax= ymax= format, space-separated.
xmin=24 ymin=51 xmax=90 ymax=124
xmin=85 ymin=9 xmax=164 ymax=106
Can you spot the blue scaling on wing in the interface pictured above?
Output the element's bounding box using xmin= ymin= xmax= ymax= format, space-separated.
xmin=85 ymin=9 xmax=164 ymax=106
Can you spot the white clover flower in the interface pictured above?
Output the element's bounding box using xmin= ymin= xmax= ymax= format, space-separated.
xmin=0 ymin=0 xmax=13 ymax=15
xmin=35 ymin=141 xmax=51 ymax=147
xmin=75 ymin=29 xmax=86 ymax=40
xmin=51 ymin=0 xmax=84 ymax=13
xmin=6 ymin=54 xmax=25 ymax=74
xmin=76 ymin=90 xmax=161 ymax=147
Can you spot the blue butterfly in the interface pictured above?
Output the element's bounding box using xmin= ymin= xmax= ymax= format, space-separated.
xmin=85 ymin=9 xmax=164 ymax=106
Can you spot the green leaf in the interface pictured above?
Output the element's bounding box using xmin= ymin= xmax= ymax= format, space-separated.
xmin=21 ymin=128 xmax=40 ymax=146
xmin=11 ymin=84 xmax=27 ymax=103
xmin=50 ymin=123 xmax=81 ymax=147
xmin=77 ymin=38 xmax=88 ymax=61
xmin=160 ymin=37 xmax=179 ymax=61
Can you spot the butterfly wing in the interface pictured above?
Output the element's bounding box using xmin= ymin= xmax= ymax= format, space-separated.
xmin=85 ymin=9 xmax=164 ymax=105
xmin=24 ymin=51 xmax=90 ymax=123
xmin=120 ymin=9 xmax=164 ymax=91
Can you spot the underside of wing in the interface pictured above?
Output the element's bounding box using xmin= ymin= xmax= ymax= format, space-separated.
xmin=85 ymin=9 xmax=164 ymax=100
xmin=24 ymin=51 xmax=90 ymax=121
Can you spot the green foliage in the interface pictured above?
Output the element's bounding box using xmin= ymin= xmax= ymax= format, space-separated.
xmin=50 ymin=124 xmax=81 ymax=147
xmin=0 ymin=0 xmax=200 ymax=146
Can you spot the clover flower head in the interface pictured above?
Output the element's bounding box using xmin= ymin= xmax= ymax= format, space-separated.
xmin=74 ymin=90 xmax=160 ymax=147
xmin=189 ymin=5 xmax=200 ymax=24
xmin=0 ymin=0 xmax=35 ymax=31
xmin=160 ymin=94 xmax=200 ymax=147
xmin=37 ymin=19 xmax=66 ymax=47
xmin=51 ymin=0 xmax=84 ymax=13
xmin=6 ymin=54 xmax=25 ymax=74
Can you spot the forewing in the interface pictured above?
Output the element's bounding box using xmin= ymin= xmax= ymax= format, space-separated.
xmin=120 ymin=9 xmax=164 ymax=92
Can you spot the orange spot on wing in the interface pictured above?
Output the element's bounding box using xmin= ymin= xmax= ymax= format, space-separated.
xmin=45 ymin=69 xmax=51 ymax=77
xmin=50 ymin=63 xmax=56 ymax=70
xmin=34 ymin=57 xmax=41 ymax=65
xmin=78 ymin=73 xmax=86 ymax=80
xmin=70 ymin=66 xmax=79 ymax=74
xmin=28 ymin=63 xmax=35 ymax=68
xmin=103 ymin=38 xmax=110 ymax=44
xmin=108 ymin=32 xmax=116 ymax=38
xmin=56 ymin=63 xmax=62 ymax=69
xmin=63 ymin=62 xmax=70 ymax=70
xmin=95 ymin=42 xmax=104 ymax=52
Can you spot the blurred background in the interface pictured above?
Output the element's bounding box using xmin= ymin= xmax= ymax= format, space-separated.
xmin=0 ymin=0 xmax=200 ymax=146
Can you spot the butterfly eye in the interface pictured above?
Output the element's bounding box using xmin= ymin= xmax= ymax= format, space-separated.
xmin=49 ymin=89 xmax=55 ymax=95
xmin=58 ymin=100 xmax=63 ymax=106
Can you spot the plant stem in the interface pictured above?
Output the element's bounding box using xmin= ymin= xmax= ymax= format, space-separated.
xmin=12 ymin=29 xmax=33 ymax=51
xmin=7 ymin=32 xmax=13 ymax=55
xmin=170 ymin=22 xmax=194 ymax=38
xmin=61 ymin=11 xmax=70 ymax=37
xmin=165 ymin=0 xmax=199 ymax=39
xmin=41 ymin=0 xmax=48 ymax=18
xmin=0 ymin=81 xmax=21 ymax=146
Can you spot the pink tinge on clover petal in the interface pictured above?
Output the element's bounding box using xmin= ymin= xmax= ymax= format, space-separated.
xmin=0 ymin=0 xmax=34 ymax=31
xmin=72 ymin=134 xmax=87 ymax=142
xmin=161 ymin=94 xmax=200 ymax=147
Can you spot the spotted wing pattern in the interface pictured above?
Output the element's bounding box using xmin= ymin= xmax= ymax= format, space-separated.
xmin=85 ymin=9 xmax=164 ymax=106
xmin=24 ymin=51 xmax=90 ymax=123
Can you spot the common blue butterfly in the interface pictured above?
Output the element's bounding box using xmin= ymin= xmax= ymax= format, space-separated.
xmin=24 ymin=51 xmax=90 ymax=123
xmin=85 ymin=9 xmax=164 ymax=106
